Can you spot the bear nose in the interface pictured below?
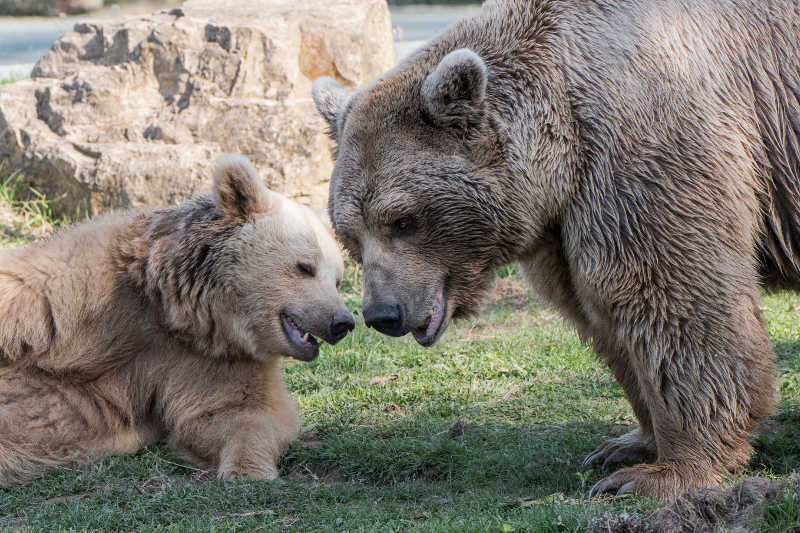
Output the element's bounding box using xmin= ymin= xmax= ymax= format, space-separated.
xmin=363 ymin=302 xmax=405 ymax=337
xmin=329 ymin=310 xmax=355 ymax=343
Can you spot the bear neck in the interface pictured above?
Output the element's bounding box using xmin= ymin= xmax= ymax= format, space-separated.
xmin=111 ymin=198 xmax=254 ymax=360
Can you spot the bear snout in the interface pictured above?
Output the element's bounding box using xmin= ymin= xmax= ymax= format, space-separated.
xmin=362 ymin=302 xmax=406 ymax=337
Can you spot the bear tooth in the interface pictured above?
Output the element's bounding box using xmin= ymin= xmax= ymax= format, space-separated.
xmin=302 ymin=332 xmax=309 ymax=342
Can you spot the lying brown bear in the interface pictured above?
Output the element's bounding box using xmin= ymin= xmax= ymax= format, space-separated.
xmin=0 ymin=155 xmax=353 ymax=485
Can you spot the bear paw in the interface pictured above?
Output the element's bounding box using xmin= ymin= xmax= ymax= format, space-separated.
xmin=218 ymin=457 xmax=279 ymax=481
xmin=218 ymin=464 xmax=279 ymax=481
xmin=583 ymin=428 xmax=656 ymax=470
xmin=588 ymin=462 xmax=723 ymax=500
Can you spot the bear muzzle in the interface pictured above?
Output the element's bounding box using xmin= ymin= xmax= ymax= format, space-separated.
xmin=280 ymin=308 xmax=354 ymax=361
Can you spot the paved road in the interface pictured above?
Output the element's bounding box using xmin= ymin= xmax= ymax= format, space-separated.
xmin=390 ymin=4 xmax=481 ymax=60
xmin=0 ymin=3 xmax=481 ymax=79
xmin=0 ymin=17 xmax=73 ymax=78
xmin=0 ymin=2 xmax=178 ymax=79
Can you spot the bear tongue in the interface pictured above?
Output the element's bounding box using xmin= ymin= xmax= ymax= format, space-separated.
xmin=283 ymin=314 xmax=319 ymax=347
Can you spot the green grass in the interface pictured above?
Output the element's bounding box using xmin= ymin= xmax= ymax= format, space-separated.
xmin=0 ymin=179 xmax=798 ymax=531
xmin=0 ymin=163 xmax=66 ymax=247
xmin=759 ymin=487 xmax=800 ymax=533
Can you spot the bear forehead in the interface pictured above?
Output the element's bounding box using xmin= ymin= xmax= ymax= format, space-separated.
xmin=278 ymin=202 xmax=342 ymax=267
xmin=341 ymin=67 xmax=431 ymax=137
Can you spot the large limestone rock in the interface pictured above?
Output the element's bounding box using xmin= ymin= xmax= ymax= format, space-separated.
xmin=0 ymin=0 xmax=394 ymax=215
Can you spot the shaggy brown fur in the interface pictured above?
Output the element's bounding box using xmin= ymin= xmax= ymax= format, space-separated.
xmin=312 ymin=0 xmax=800 ymax=500
xmin=0 ymin=155 xmax=353 ymax=486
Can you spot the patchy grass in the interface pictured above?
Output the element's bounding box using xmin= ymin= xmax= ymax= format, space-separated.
xmin=760 ymin=484 xmax=800 ymax=533
xmin=1 ymin=74 xmax=23 ymax=85
xmin=0 ymin=189 xmax=798 ymax=531
xmin=0 ymin=163 xmax=64 ymax=246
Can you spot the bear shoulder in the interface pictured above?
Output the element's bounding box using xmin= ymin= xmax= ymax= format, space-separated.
xmin=0 ymin=212 xmax=135 ymax=364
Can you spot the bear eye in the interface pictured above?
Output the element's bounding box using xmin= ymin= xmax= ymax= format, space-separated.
xmin=391 ymin=216 xmax=416 ymax=238
xmin=297 ymin=262 xmax=315 ymax=277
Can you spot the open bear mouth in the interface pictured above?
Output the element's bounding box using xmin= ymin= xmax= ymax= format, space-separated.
xmin=280 ymin=311 xmax=320 ymax=359
xmin=411 ymin=284 xmax=447 ymax=347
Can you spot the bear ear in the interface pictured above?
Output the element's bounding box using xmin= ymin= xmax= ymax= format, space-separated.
xmin=312 ymin=76 xmax=352 ymax=140
xmin=212 ymin=155 xmax=278 ymax=220
xmin=421 ymin=48 xmax=487 ymax=129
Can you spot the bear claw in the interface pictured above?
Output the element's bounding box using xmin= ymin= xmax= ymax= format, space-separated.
xmin=583 ymin=428 xmax=656 ymax=470
xmin=616 ymin=481 xmax=637 ymax=496
xmin=589 ymin=467 xmax=644 ymax=498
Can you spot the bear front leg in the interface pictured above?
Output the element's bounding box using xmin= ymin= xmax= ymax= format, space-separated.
xmin=216 ymin=408 xmax=300 ymax=480
xmin=169 ymin=408 xmax=299 ymax=480
xmin=582 ymin=284 xmax=775 ymax=500
xmin=166 ymin=383 xmax=300 ymax=480
xmin=583 ymin=337 xmax=656 ymax=470
xmin=564 ymin=174 xmax=779 ymax=500
xmin=160 ymin=355 xmax=301 ymax=480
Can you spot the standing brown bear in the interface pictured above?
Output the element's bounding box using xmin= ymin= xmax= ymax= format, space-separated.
xmin=312 ymin=0 xmax=800 ymax=500
xmin=0 ymin=155 xmax=354 ymax=486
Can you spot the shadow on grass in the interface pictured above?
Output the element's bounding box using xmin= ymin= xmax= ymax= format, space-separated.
xmin=755 ymin=338 xmax=800 ymax=474
xmin=283 ymin=414 xmax=800 ymax=490
xmin=773 ymin=338 xmax=800 ymax=366
xmin=280 ymin=418 xmax=621 ymax=494
xmin=753 ymin=404 xmax=800 ymax=476
xmin=0 ymin=420 xmax=657 ymax=532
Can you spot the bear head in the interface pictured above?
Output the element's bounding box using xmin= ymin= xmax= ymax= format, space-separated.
xmin=210 ymin=155 xmax=355 ymax=361
xmin=312 ymin=49 xmax=520 ymax=346
xmin=123 ymin=155 xmax=355 ymax=361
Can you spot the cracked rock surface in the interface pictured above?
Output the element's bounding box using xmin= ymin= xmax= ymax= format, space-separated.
xmin=0 ymin=0 xmax=393 ymax=215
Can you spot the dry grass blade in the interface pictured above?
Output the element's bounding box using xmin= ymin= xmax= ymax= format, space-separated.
xmin=477 ymin=385 xmax=520 ymax=405
xmin=369 ymin=374 xmax=399 ymax=386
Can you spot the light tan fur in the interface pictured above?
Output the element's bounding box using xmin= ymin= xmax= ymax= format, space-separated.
xmin=0 ymin=155 xmax=352 ymax=486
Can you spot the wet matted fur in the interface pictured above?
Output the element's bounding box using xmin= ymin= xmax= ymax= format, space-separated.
xmin=0 ymin=155 xmax=352 ymax=485
xmin=312 ymin=0 xmax=800 ymax=500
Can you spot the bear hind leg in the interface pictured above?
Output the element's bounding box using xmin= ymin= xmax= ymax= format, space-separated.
xmin=0 ymin=370 xmax=143 ymax=486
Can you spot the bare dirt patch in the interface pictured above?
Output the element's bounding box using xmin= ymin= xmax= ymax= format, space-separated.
xmin=369 ymin=374 xmax=399 ymax=386
xmin=455 ymin=276 xmax=563 ymax=341
xmin=488 ymin=277 xmax=531 ymax=311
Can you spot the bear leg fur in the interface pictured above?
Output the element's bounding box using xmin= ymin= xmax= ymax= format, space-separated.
xmin=0 ymin=368 xmax=149 ymax=484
